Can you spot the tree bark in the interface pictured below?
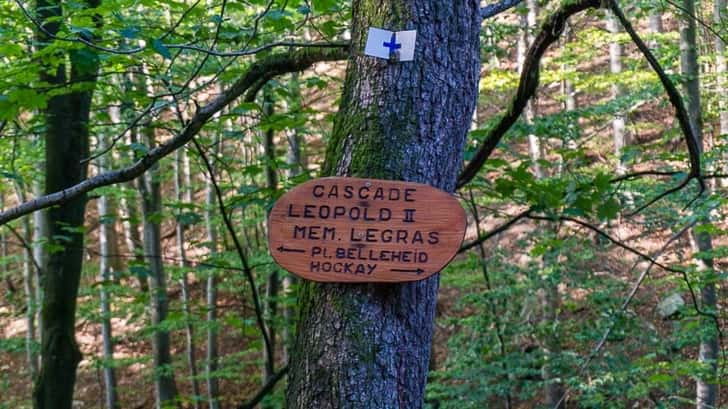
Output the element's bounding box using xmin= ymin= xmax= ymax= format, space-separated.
xmin=679 ymin=1 xmax=718 ymax=408
xmin=32 ymin=0 xmax=99 ymax=407
xmin=286 ymin=1 xmax=481 ymax=407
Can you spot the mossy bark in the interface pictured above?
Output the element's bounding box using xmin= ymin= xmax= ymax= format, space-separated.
xmin=286 ymin=1 xmax=481 ymax=408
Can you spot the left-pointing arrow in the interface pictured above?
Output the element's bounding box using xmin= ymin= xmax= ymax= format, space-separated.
xmin=277 ymin=246 xmax=306 ymax=253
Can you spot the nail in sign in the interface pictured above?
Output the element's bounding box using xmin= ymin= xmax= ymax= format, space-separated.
xmin=268 ymin=177 xmax=466 ymax=283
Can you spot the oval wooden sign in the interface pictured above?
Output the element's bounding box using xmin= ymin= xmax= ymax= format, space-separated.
xmin=268 ymin=177 xmax=466 ymax=283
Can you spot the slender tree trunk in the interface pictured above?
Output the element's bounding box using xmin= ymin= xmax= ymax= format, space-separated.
xmin=20 ymin=196 xmax=38 ymax=380
xmin=138 ymin=116 xmax=179 ymax=408
xmin=119 ymin=71 xmax=149 ymax=292
xmin=716 ymin=0 xmax=727 ymax=188
xmin=262 ymin=86 xmax=279 ymax=386
xmin=33 ymin=0 xmax=99 ymax=407
xmin=120 ymin=191 xmax=148 ymax=291
xmin=205 ymin=133 xmax=222 ymax=409
xmin=679 ymin=1 xmax=718 ymax=407
xmin=14 ymin=183 xmax=38 ymax=379
xmin=607 ymin=10 xmax=628 ymax=175
xmin=286 ymin=1 xmax=481 ymax=407
xmin=520 ymin=0 xmax=544 ymax=179
xmin=96 ymin=131 xmax=119 ymax=409
xmin=282 ymin=74 xmax=304 ymax=364
xmin=175 ymin=148 xmax=201 ymax=409
xmin=32 ymin=176 xmax=47 ymax=351
xmin=648 ymin=6 xmax=663 ymax=49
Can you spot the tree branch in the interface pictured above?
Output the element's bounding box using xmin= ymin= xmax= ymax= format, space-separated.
xmin=481 ymin=0 xmax=524 ymax=20
xmin=458 ymin=208 xmax=532 ymax=253
xmin=0 ymin=46 xmax=348 ymax=225
xmin=606 ymin=0 xmax=705 ymax=211
xmin=237 ymin=365 xmax=289 ymax=409
xmin=192 ymin=137 xmax=273 ymax=372
xmin=458 ymin=0 xmax=603 ymax=189
xmin=457 ymin=0 xmax=704 ymax=199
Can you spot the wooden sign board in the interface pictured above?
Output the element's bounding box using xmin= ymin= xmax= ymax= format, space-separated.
xmin=268 ymin=177 xmax=466 ymax=283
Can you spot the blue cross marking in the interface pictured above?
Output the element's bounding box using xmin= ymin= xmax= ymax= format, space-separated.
xmin=383 ymin=32 xmax=401 ymax=54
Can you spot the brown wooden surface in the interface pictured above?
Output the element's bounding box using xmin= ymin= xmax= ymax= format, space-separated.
xmin=268 ymin=177 xmax=466 ymax=283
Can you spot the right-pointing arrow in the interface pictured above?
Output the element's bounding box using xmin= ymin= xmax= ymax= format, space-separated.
xmin=390 ymin=268 xmax=425 ymax=275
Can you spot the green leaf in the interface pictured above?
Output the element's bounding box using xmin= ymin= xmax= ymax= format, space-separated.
xmin=597 ymin=197 xmax=620 ymax=221
xmin=152 ymin=39 xmax=172 ymax=59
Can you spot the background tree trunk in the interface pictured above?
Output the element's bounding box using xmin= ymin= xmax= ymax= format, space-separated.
xmin=205 ymin=132 xmax=222 ymax=409
xmin=96 ymin=130 xmax=119 ymax=409
xmin=607 ymin=10 xmax=628 ymax=176
xmin=175 ymin=147 xmax=201 ymax=409
xmin=262 ymin=86 xmax=279 ymax=387
xmin=138 ymin=125 xmax=179 ymax=408
xmin=286 ymin=1 xmax=481 ymax=407
xmin=520 ymin=0 xmax=544 ymax=179
xmin=679 ymin=1 xmax=718 ymax=407
xmin=715 ymin=0 xmax=727 ymax=188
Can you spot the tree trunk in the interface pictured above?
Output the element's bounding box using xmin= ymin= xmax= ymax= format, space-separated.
xmin=21 ymin=203 xmax=38 ymax=380
xmin=96 ymin=121 xmax=119 ymax=409
xmin=679 ymin=1 xmax=718 ymax=408
xmin=138 ymin=125 xmax=179 ymax=408
xmin=262 ymin=86 xmax=279 ymax=386
xmin=520 ymin=0 xmax=544 ymax=179
xmin=32 ymin=175 xmax=47 ymax=351
xmin=716 ymin=0 xmax=727 ymax=188
xmin=205 ymin=133 xmax=222 ymax=409
xmin=648 ymin=6 xmax=662 ymax=49
xmin=33 ymin=0 xmax=99 ymax=407
xmin=14 ymin=182 xmax=39 ymax=380
xmin=175 ymin=148 xmax=201 ymax=409
xmin=286 ymin=1 xmax=481 ymax=407
xmin=282 ymin=73 xmax=304 ymax=364
xmin=119 ymin=70 xmax=149 ymax=292
xmin=607 ymin=10 xmax=628 ymax=175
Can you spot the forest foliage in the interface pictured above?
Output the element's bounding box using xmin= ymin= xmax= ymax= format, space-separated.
xmin=0 ymin=0 xmax=726 ymax=408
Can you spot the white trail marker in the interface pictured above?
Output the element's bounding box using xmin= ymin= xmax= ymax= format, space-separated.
xmin=364 ymin=27 xmax=417 ymax=61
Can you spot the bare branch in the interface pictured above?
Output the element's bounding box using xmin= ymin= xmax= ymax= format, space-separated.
xmin=168 ymin=41 xmax=350 ymax=57
xmin=458 ymin=208 xmax=532 ymax=253
xmin=0 ymin=46 xmax=348 ymax=225
xmin=607 ymin=0 xmax=705 ymax=207
xmin=457 ymin=0 xmax=704 ymax=200
xmin=458 ymin=0 xmax=603 ymax=189
xmin=191 ymin=137 xmax=273 ymax=380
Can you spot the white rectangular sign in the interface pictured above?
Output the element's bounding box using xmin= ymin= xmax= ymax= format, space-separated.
xmin=364 ymin=27 xmax=417 ymax=62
